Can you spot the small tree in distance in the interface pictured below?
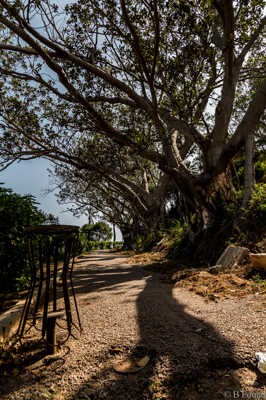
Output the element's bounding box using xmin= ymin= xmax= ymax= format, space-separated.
xmin=81 ymin=221 xmax=112 ymax=242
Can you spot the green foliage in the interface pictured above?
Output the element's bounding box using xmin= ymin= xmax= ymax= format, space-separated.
xmin=167 ymin=219 xmax=184 ymax=239
xmin=78 ymin=235 xmax=123 ymax=253
xmin=232 ymin=151 xmax=266 ymax=188
xmin=198 ymin=183 xmax=266 ymax=258
xmin=81 ymin=221 xmax=112 ymax=241
xmin=43 ymin=213 xmax=60 ymax=225
xmin=247 ymin=183 xmax=266 ymax=218
xmin=226 ymin=183 xmax=266 ymax=229
xmin=78 ymin=222 xmax=114 ymax=253
xmin=254 ymin=153 xmax=266 ymax=182
xmin=0 ymin=184 xmax=45 ymax=292
xmin=113 ymin=241 xmax=124 ymax=249
xmin=166 ymin=220 xmax=186 ymax=259
xmin=15 ymin=274 xmax=30 ymax=292
xmin=230 ymin=183 xmax=266 ymax=246
xmin=133 ymin=232 xmax=160 ymax=252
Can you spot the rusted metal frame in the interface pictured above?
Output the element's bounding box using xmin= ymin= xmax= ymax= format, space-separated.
xmin=42 ymin=237 xmax=52 ymax=339
xmin=52 ymin=237 xmax=59 ymax=312
xmin=33 ymin=238 xmax=44 ymax=324
xmin=69 ymin=237 xmax=82 ymax=332
xmin=17 ymin=236 xmax=37 ymax=337
xmin=61 ymin=235 xmax=73 ymax=337
xmin=18 ymin=225 xmax=80 ymax=345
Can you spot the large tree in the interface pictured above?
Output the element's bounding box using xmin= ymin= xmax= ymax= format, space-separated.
xmin=0 ymin=0 xmax=265 ymax=230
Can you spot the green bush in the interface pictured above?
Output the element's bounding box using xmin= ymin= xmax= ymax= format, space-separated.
xmin=167 ymin=220 xmax=186 ymax=259
xmin=78 ymin=238 xmax=124 ymax=253
xmin=113 ymin=241 xmax=123 ymax=248
xmin=81 ymin=222 xmax=112 ymax=241
xmin=167 ymin=219 xmax=184 ymax=239
xmin=0 ymin=185 xmax=45 ymax=292
xmin=87 ymin=241 xmax=96 ymax=250
xmin=247 ymin=183 xmax=266 ymax=218
xmin=232 ymin=183 xmax=266 ymax=245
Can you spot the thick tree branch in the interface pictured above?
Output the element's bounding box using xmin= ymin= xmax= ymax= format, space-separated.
xmin=219 ymin=78 xmax=266 ymax=170
xmin=85 ymin=96 xmax=138 ymax=107
xmin=209 ymin=0 xmax=236 ymax=166
xmin=0 ymin=43 xmax=65 ymax=58
xmin=160 ymin=113 xmax=207 ymax=152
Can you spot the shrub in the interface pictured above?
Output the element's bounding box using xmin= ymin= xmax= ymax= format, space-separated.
xmin=167 ymin=220 xmax=186 ymax=259
xmin=81 ymin=222 xmax=112 ymax=241
xmin=0 ymin=185 xmax=45 ymax=292
xmin=247 ymin=183 xmax=266 ymax=219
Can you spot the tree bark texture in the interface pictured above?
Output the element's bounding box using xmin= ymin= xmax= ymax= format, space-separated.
xmin=241 ymin=133 xmax=255 ymax=208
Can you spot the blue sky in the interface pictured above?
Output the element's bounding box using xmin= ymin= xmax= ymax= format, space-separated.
xmin=0 ymin=158 xmax=88 ymax=227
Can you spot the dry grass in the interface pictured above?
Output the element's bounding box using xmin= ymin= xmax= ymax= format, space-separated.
xmin=127 ymin=251 xmax=166 ymax=265
xmin=128 ymin=249 xmax=266 ymax=302
xmin=175 ymin=270 xmax=265 ymax=301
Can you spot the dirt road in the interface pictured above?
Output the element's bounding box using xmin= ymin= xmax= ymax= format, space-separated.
xmin=1 ymin=250 xmax=265 ymax=400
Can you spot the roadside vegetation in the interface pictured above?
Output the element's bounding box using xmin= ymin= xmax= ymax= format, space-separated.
xmin=0 ymin=191 xmax=122 ymax=312
xmin=0 ymin=184 xmax=60 ymax=294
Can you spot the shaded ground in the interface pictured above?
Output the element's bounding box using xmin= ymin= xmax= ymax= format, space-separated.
xmin=0 ymin=250 xmax=265 ymax=400
xmin=0 ymin=290 xmax=29 ymax=315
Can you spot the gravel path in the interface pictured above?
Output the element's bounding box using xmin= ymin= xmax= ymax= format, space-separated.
xmin=1 ymin=250 xmax=265 ymax=400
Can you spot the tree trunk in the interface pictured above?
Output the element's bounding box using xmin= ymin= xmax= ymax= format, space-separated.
xmin=241 ymin=133 xmax=255 ymax=208
xmin=194 ymin=166 xmax=236 ymax=229
xmin=121 ymin=228 xmax=134 ymax=249
xmin=173 ymin=167 xmax=239 ymax=263
xmin=120 ymin=224 xmax=140 ymax=250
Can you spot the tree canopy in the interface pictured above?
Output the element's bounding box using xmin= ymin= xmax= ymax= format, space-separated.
xmin=0 ymin=0 xmax=265 ymax=246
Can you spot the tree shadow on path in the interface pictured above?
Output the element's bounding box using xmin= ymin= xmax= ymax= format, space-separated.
xmin=70 ymin=251 xmax=247 ymax=400
xmin=0 ymin=251 xmax=256 ymax=400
